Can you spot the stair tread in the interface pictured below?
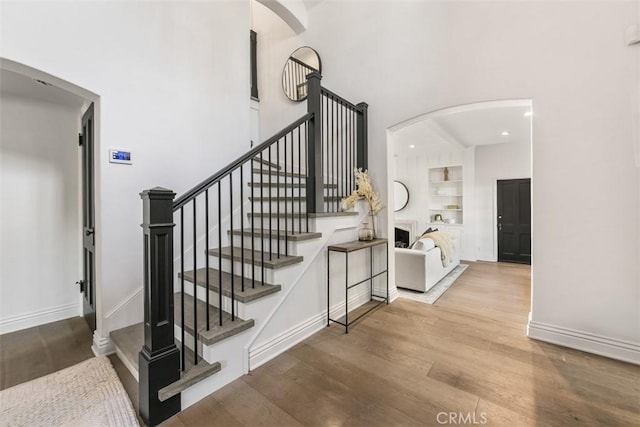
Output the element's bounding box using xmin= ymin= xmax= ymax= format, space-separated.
xmin=252 ymin=168 xmax=305 ymax=178
xmin=175 ymin=293 xmax=255 ymax=346
xmin=252 ymin=157 xmax=281 ymax=170
xmin=180 ymin=267 xmax=281 ymax=303
xmin=248 ymin=182 xmax=337 ymax=188
xmin=158 ymin=360 xmax=221 ymax=402
xmin=111 ymin=322 xmax=223 ymax=401
xmin=207 ymin=246 xmax=303 ymax=269
xmin=230 ymin=229 xmax=322 ymax=241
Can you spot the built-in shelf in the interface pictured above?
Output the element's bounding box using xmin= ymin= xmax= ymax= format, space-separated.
xmin=428 ymin=165 xmax=463 ymax=225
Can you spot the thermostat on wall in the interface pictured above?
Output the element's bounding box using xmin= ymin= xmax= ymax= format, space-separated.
xmin=109 ymin=149 xmax=132 ymax=165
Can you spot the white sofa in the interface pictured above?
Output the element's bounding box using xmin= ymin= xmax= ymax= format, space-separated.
xmin=395 ymin=236 xmax=460 ymax=293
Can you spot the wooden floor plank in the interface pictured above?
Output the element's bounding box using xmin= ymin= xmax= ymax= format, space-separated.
xmin=4 ymin=261 xmax=637 ymax=426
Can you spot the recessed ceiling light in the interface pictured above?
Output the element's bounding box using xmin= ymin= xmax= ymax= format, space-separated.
xmin=409 ymin=144 xmax=415 ymax=148
xmin=524 ymin=111 xmax=533 ymax=117
xmin=501 ymin=131 xmax=510 ymax=136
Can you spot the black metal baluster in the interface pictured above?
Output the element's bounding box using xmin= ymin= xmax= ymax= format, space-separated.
xmin=297 ymin=126 xmax=302 ymax=233
xmin=180 ymin=208 xmax=185 ymax=371
xmin=260 ymin=151 xmax=265 ymax=285
xmin=322 ymin=94 xmax=327 ymax=213
xmin=240 ymin=165 xmax=245 ymax=293
xmin=341 ymin=103 xmax=344 ymax=210
xmin=284 ymin=133 xmax=289 ymax=256
xmin=350 ymin=108 xmax=354 ymax=193
xmin=268 ymin=145 xmax=273 ymax=260
xmin=305 ymin=122 xmax=309 ymax=232
xmin=251 ymin=160 xmax=255 ymax=289
xmin=205 ymin=189 xmax=209 ymax=331
xmin=332 ymin=98 xmax=336 ymax=212
xmin=336 ymin=102 xmax=344 ymax=211
xmin=192 ymin=198 xmax=198 ymax=366
xmin=287 ymin=126 xmax=301 ymax=237
xmin=277 ymin=138 xmax=281 ymax=258
xmin=218 ymin=183 xmax=222 ymax=327
xmin=229 ymin=173 xmax=235 ymax=321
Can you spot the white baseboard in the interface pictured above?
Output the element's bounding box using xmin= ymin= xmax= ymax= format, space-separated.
xmin=527 ymin=319 xmax=640 ymax=365
xmin=91 ymin=331 xmax=114 ymax=357
xmin=0 ymin=303 xmax=79 ymax=335
xmin=249 ymin=288 xmax=371 ymax=370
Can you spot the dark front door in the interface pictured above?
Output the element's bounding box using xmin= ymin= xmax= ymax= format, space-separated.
xmin=497 ymin=178 xmax=531 ymax=264
xmin=81 ymin=104 xmax=96 ymax=331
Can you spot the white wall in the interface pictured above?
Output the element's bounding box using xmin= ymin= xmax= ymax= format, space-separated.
xmin=1 ymin=1 xmax=252 ymax=346
xmin=0 ymin=95 xmax=81 ymax=333
xmin=257 ymin=1 xmax=640 ymax=360
xmin=475 ymin=141 xmax=531 ymax=262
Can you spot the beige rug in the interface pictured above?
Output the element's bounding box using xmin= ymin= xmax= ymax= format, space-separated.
xmin=0 ymin=356 xmax=138 ymax=427
xmin=398 ymin=264 xmax=469 ymax=304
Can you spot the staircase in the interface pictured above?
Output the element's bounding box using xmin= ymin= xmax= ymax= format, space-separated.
xmin=110 ymin=72 xmax=370 ymax=425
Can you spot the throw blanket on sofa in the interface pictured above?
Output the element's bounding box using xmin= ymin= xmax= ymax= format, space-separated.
xmin=423 ymin=231 xmax=455 ymax=265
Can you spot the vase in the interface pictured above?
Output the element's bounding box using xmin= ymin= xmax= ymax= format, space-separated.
xmin=358 ymin=221 xmax=375 ymax=241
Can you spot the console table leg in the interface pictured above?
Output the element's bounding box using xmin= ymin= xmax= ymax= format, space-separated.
xmin=345 ymin=252 xmax=349 ymax=334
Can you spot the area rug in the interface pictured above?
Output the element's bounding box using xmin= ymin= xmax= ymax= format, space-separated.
xmin=0 ymin=356 xmax=138 ymax=427
xmin=398 ymin=264 xmax=469 ymax=304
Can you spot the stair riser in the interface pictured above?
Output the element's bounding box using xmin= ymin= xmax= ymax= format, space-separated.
xmin=228 ymin=235 xmax=299 ymax=256
xmin=250 ymin=173 xmax=305 ymax=182
xmin=247 ymin=186 xmax=341 ymax=197
xmin=180 ymin=282 xmax=278 ymax=322
xmin=250 ymin=200 xmax=308 ymax=214
xmin=173 ymin=325 xmax=205 ymax=360
xmin=204 ymin=257 xmax=274 ymax=283
xmin=247 ymin=215 xmax=311 ymax=231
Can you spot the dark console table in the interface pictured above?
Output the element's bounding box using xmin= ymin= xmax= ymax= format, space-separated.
xmin=327 ymin=238 xmax=389 ymax=333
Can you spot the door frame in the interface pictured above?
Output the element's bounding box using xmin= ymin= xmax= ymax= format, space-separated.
xmin=496 ymin=177 xmax=532 ymax=264
xmin=81 ymin=103 xmax=96 ymax=330
xmin=0 ymin=59 xmax=103 ymax=346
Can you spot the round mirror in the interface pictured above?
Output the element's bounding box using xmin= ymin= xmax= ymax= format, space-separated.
xmin=394 ymin=181 xmax=409 ymax=211
xmin=282 ymin=46 xmax=322 ymax=102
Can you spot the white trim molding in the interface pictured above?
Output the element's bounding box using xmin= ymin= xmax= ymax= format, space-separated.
xmin=0 ymin=303 xmax=79 ymax=335
xmin=249 ymin=287 xmax=372 ymax=370
xmin=91 ymin=331 xmax=114 ymax=357
xmin=527 ymin=319 xmax=640 ymax=365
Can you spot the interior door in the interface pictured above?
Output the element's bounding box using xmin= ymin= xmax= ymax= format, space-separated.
xmin=497 ymin=178 xmax=531 ymax=264
xmin=81 ymin=104 xmax=96 ymax=331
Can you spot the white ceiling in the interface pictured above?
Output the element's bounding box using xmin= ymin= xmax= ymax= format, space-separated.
xmin=0 ymin=68 xmax=85 ymax=109
xmin=393 ymin=100 xmax=532 ymax=156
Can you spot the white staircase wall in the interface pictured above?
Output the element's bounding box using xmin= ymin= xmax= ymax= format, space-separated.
xmin=244 ymin=202 xmax=391 ymax=370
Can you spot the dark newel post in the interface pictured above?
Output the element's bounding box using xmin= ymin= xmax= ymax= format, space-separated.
xmin=306 ymin=72 xmax=324 ymax=213
xmin=356 ymin=102 xmax=369 ymax=171
xmin=139 ymin=187 xmax=181 ymax=426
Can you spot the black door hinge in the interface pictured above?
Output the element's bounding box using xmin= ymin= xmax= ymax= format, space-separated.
xmin=76 ymin=280 xmax=85 ymax=292
xmin=78 ymin=133 xmax=83 ymax=146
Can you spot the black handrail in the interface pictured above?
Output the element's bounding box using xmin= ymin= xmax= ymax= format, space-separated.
xmin=173 ymin=113 xmax=314 ymax=210
xmin=320 ymin=86 xmax=358 ymax=111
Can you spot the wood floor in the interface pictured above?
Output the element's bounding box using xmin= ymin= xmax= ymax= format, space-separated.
xmin=162 ymin=261 xmax=640 ymax=426
xmin=0 ymin=317 xmax=95 ymax=390
xmin=1 ymin=262 xmax=638 ymax=426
